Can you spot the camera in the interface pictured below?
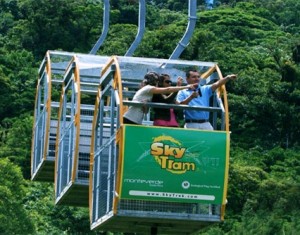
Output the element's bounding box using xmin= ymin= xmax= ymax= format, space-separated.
xmin=194 ymin=87 xmax=202 ymax=97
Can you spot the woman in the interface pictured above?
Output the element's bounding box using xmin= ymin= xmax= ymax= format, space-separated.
xmin=152 ymin=74 xmax=183 ymax=127
xmin=123 ymin=72 xmax=197 ymax=125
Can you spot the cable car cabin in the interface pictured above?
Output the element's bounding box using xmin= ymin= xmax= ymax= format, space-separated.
xmin=90 ymin=56 xmax=230 ymax=234
xmin=31 ymin=51 xmax=74 ymax=181
xmin=54 ymin=53 xmax=109 ymax=207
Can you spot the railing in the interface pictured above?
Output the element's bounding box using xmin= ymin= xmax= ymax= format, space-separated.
xmin=31 ymin=51 xmax=73 ymax=181
xmin=54 ymin=54 xmax=109 ymax=206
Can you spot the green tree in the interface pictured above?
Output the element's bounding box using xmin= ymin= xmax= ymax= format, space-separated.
xmin=24 ymin=183 xmax=95 ymax=234
xmin=99 ymin=23 xmax=139 ymax=55
xmin=0 ymin=66 xmax=13 ymax=120
xmin=0 ymin=1 xmax=300 ymax=234
xmin=136 ymin=23 xmax=187 ymax=58
xmin=0 ymin=49 xmax=37 ymax=120
xmin=3 ymin=0 xmax=103 ymax=58
xmin=0 ymin=115 xmax=33 ymax=179
xmin=227 ymin=164 xmax=267 ymax=214
xmin=0 ymin=158 xmax=34 ymax=234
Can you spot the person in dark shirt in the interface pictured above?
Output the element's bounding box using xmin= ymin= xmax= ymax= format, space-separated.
xmin=152 ymin=74 xmax=183 ymax=127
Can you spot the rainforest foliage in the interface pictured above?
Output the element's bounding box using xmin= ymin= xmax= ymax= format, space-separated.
xmin=0 ymin=0 xmax=300 ymax=234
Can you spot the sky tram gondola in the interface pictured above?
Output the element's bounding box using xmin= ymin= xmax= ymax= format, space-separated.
xmin=89 ymin=55 xmax=230 ymax=234
xmin=30 ymin=0 xmax=231 ymax=234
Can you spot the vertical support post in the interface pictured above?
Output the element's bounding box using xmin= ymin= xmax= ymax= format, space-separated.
xmin=168 ymin=0 xmax=197 ymax=60
xmin=90 ymin=0 xmax=110 ymax=54
xmin=124 ymin=0 xmax=146 ymax=56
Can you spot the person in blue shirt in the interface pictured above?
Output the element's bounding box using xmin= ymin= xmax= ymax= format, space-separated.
xmin=176 ymin=69 xmax=237 ymax=130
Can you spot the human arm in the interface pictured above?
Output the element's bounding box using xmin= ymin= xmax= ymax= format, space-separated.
xmin=160 ymin=76 xmax=184 ymax=101
xmin=211 ymin=74 xmax=237 ymax=91
xmin=176 ymin=91 xmax=198 ymax=105
xmin=160 ymin=92 xmax=177 ymax=102
xmin=151 ymin=83 xmax=198 ymax=95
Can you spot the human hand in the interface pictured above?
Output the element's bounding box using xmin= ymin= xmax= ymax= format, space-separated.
xmin=189 ymin=83 xmax=199 ymax=90
xmin=191 ymin=91 xmax=199 ymax=98
xmin=177 ymin=76 xmax=183 ymax=86
xmin=226 ymin=74 xmax=237 ymax=80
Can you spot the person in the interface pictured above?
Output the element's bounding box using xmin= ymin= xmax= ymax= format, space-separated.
xmin=176 ymin=69 xmax=237 ymax=130
xmin=152 ymin=74 xmax=183 ymax=127
xmin=123 ymin=72 xmax=198 ymax=125
xmin=139 ymin=78 xmax=147 ymax=88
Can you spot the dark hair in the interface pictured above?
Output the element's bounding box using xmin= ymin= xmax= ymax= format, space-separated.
xmin=140 ymin=79 xmax=147 ymax=87
xmin=157 ymin=74 xmax=170 ymax=87
xmin=186 ymin=69 xmax=198 ymax=78
xmin=144 ymin=71 xmax=159 ymax=86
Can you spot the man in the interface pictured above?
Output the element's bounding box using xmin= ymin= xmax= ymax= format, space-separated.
xmin=176 ymin=69 xmax=237 ymax=130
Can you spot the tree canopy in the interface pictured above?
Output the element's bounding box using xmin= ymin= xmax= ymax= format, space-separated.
xmin=0 ymin=0 xmax=299 ymax=234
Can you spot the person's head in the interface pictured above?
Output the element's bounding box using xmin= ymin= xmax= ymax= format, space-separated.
xmin=144 ymin=71 xmax=159 ymax=86
xmin=157 ymin=74 xmax=172 ymax=87
xmin=186 ymin=70 xmax=201 ymax=84
xmin=140 ymin=79 xmax=147 ymax=88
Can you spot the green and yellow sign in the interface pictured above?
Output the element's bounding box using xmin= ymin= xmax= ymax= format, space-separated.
xmin=120 ymin=125 xmax=228 ymax=204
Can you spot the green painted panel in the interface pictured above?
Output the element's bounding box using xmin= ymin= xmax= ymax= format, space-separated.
xmin=120 ymin=125 xmax=228 ymax=204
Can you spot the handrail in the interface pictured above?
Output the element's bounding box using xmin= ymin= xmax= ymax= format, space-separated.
xmin=123 ymin=100 xmax=223 ymax=113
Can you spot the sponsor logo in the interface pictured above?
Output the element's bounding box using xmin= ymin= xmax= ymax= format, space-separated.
xmin=150 ymin=135 xmax=196 ymax=174
xmin=182 ymin=181 xmax=190 ymax=189
xmin=124 ymin=178 xmax=163 ymax=187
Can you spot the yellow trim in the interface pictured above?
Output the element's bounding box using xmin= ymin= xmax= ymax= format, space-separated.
xmin=71 ymin=56 xmax=81 ymax=183
xmin=89 ymin=56 xmax=124 ymax=215
xmin=201 ymin=65 xmax=217 ymax=79
xmin=112 ymin=56 xmax=123 ymax=213
xmin=31 ymin=78 xmax=40 ymax=176
xmin=221 ymin=131 xmax=230 ymax=220
xmin=215 ymin=65 xmax=230 ymax=132
xmin=113 ymin=126 xmax=124 ymax=214
xmin=31 ymin=51 xmax=52 ymax=178
xmin=111 ymin=56 xmax=124 ymax=125
xmin=215 ymin=64 xmax=230 ymax=220
xmin=112 ymin=56 xmax=124 ymax=213
xmin=44 ymin=51 xmax=52 ymax=162
xmin=97 ymin=56 xmax=124 ymax=124
xmin=221 ymin=204 xmax=226 ymax=220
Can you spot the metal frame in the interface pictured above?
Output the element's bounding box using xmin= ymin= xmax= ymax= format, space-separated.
xmin=31 ymin=51 xmax=73 ymax=181
xmin=54 ymin=53 xmax=109 ymax=206
xmin=89 ymin=56 xmax=230 ymax=234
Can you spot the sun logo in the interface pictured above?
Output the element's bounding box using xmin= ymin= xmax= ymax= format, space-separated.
xmin=150 ymin=135 xmax=196 ymax=174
